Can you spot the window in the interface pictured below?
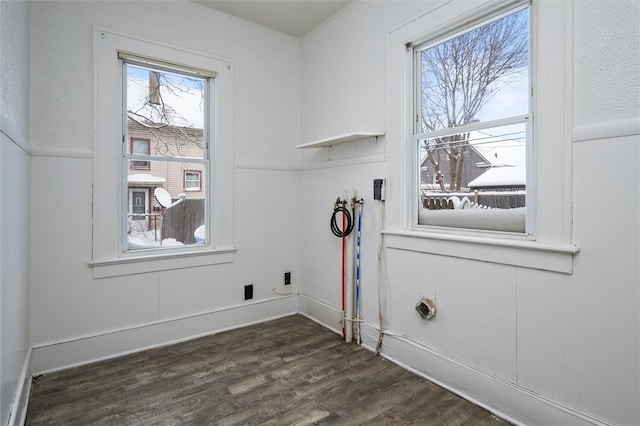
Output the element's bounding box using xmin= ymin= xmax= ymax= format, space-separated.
xmin=184 ymin=170 xmax=202 ymax=191
xmin=92 ymin=29 xmax=235 ymax=277
xmin=129 ymin=137 xmax=150 ymax=169
xmin=385 ymin=0 xmax=577 ymax=272
xmin=123 ymin=57 xmax=209 ymax=251
xmin=414 ymin=5 xmax=530 ymax=233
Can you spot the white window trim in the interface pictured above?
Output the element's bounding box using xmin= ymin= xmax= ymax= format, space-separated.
xmin=386 ymin=0 xmax=579 ymax=273
xmin=91 ymin=28 xmax=236 ymax=278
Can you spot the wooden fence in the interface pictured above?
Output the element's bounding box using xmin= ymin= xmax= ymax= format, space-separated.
xmin=161 ymin=199 xmax=205 ymax=245
xmin=422 ymin=192 xmax=525 ymax=210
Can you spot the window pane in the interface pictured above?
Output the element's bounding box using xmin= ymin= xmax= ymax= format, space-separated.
xmin=130 ymin=138 xmax=150 ymax=169
xmin=418 ymin=8 xmax=529 ymax=133
xmin=418 ymin=122 xmax=526 ymax=233
xmin=126 ymin=161 xmax=206 ymax=250
xmin=124 ymin=59 xmax=209 ymax=251
xmin=126 ymin=64 xmax=206 ymax=159
xmin=184 ymin=171 xmax=201 ymax=190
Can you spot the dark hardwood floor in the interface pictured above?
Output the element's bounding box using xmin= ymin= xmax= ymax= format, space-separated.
xmin=26 ymin=315 xmax=509 ymax=425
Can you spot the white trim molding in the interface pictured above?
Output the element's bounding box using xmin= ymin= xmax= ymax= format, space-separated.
xmin=1 ymin=129 xmax=32 ymax=157
xmin=7 ymin=348 xmax=32 ymax=426
xmin=573 ymin=117 xmax=640 ymax=143
xmin=31 ymin=295 xmax=298 ymax=375
xmin=30 ymin=145 xmax=93 ymax=159
xmin=89 ymin=247 xmax=236 ymax=278
xmin=383 ymin=229 xmax=579 ymax=273
xmin=298 ymin=293 xmax=343 ymax=335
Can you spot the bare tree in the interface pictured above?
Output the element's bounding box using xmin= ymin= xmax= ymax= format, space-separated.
xmin=127 ymin=70 xmax=205 ymax=157
xmin=420 ymin=9 xmax=528 ymax=191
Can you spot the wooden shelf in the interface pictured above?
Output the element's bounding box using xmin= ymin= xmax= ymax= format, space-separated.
xmin=295 ymin=131 xmax=385 ymax=149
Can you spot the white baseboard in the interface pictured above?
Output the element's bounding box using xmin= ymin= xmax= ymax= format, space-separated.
xmin=32 ymin=295 xmax=298 ymax=375
xmin=298 ymin=293 xmax=343 ymax=335
xmin=7 ymin=347 xmax=32 ymax=426
xmin=357 ymin=321 xmax=608 ymax=426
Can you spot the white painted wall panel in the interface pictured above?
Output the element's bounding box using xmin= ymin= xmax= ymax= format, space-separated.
xmin=0 ymin=1 xmax=31 ymax=424
xmin=298 ymin=162 xmax=383 ymax=319
xmin=233 ymin=169 xmax=300 ymax=300
xmin=1 ymin=137 xmax=31 ymax=426
xmin=568 ymin=136 xmax=638 ymax=423
xmin=388 ymin=251 xmax=518 ymax=381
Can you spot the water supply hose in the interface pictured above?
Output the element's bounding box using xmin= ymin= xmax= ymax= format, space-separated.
xmin=330 ymin=198 xmax=354 ymax=339
xmin=330 ymin=202 xmax=354 ymax=238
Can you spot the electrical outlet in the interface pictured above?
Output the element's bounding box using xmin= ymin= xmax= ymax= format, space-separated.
xmin=284 ymin=272 xmax=291 ymax=285
xmin=244 ymin=284 xmax=253 ymax=300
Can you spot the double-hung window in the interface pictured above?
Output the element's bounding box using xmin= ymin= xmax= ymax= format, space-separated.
xmin=92 ymin=29 xmax=235 ymax=278
xmin=413 ymin=4 xmax=530 ymax=234
xmin=386 ymin=0 xmax=577 ymax=272
xmin=122 ymin=56 xmax=210 ymax=250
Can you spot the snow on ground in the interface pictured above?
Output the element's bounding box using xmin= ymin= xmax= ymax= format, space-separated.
xmin=419 ymin=207 xmax=525 ymax=233
xmin=127 ymin=229 xmax=184 ymax=250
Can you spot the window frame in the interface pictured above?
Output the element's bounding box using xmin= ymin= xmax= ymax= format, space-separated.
xmin=121 ymin=56 xmax=210 ymax=253
xmin=91 ymin=28 xmax=236 ymax=278
xmin=412 ymin=2 xmax=532 ymax=236
xmin=385 ymin=0 xmax=579 ymax=273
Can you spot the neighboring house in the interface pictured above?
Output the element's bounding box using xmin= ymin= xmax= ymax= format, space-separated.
xmin=127 ymin=116 xmax=204 ymax=231
xmin=420 ymin=130 xmax=526 ymax=191
xmin=467 ymin=166 xmax=525 ymax=191
xmin=419 ymin=140 xmax=486 ymax=189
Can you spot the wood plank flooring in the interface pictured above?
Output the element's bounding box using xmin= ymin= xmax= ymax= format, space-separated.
xmin=26 ymin=315 xmax=510 ymax=425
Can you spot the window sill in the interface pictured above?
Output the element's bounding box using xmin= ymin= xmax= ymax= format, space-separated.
xmin=382 ymin=230 xmax=579 ymax=274
xmin=89 ymin=247 xmax=236 ymax=279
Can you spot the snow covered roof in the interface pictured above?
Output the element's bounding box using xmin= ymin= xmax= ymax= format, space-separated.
xmin=469 ymin=131 xmax=525 ymax=167
xmin=468 ymin=166 xmax=525 ymax=188
xmin=127 ymin=174 xmax=166 ymax=184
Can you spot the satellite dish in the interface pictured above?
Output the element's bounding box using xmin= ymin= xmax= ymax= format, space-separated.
xmin=154 ymin=188 xmax=172 ymax=208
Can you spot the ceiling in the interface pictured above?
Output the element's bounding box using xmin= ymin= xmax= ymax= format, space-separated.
xmin=192 ymin=0 xmax=352 ymax=37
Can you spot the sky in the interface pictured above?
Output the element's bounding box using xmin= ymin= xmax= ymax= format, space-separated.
xmin=126 ymin=64 xmax=206 ymax=129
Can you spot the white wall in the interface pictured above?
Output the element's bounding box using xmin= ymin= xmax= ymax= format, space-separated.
xmin=299 ymin=1 xmax=639 ymax=425
xmin=0 ymin=0 xmax=32 ymax=424
xmin=29 ymin=1 xmax=301 ymax=372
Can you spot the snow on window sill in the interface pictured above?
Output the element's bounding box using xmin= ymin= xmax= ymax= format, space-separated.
xmin=382 ymin=229 xmax=579 ymax=274
xmin=89 ymin=247 xmax=236 ymax=279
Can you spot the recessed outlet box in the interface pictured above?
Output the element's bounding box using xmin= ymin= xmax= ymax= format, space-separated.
xmin=284 ymin=272 xmax=291 ymax=285
xmin=244 ymin=284 xmax=253 ymax=300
